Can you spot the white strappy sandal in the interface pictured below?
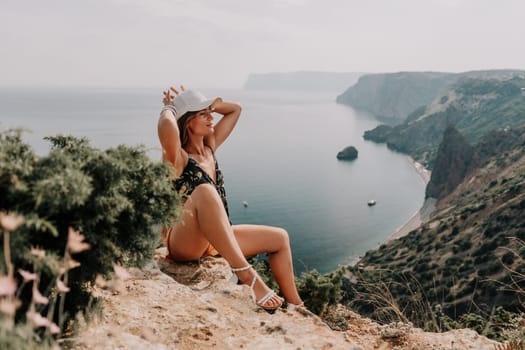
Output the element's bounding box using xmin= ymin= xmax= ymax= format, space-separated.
xmin=286 ymin=302 xmax=316 ymax=316
xmin=286 ymin=302 xmax=304 ymax=311
xmin=230 ymin=265 xmax=283 ymax=312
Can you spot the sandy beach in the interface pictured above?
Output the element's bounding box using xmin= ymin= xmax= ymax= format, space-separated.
xmin=411 ymin=157 xmax=432 ymax=185
xmin=387 ymin=157 xmax=434 ymax=242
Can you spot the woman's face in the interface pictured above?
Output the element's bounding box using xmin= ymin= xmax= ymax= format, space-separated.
xmin=186 ymin=107 xmax=214 ymax=136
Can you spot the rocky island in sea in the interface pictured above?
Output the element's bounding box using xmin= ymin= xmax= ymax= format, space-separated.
xmin=336 ymin=145 xmax=358 ymax=161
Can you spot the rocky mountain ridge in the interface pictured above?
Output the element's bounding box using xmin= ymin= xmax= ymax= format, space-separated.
xmin=336 ymin=71 xmax=455 ymax=122
xmin=425 ymin=126 xmax=476 ymax=199
xmin=363 ymin=74 xmax=525 ymax=168
xmin=339 ymin=68 xmax=525 ymax=338
xmin=337 ymin=69 xmax=525 ymax=123
xmin=345 ymin=123 xmax=525 ymax=338
xmin=427 ymin=125 xmax=525 ymax=199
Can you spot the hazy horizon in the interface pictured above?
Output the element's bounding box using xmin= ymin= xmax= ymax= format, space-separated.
xmin=2 ymin=0 xmax=524 ymax=89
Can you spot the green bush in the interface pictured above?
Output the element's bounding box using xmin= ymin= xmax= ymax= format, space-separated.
xmin=445 ymin=256 xmax=462 ymax=266
xmin=459 ymin=313 xmax=486 ymax=334
xmin=459 ymin=239 xmax=472 ymax=251
xmin=296 ymin=268 xmax=344 ymax=314
xmin=437 ymin=222 xmax=448 ymax=233
xmin=0 ymin=130 xmax=180 ymax=346
xmin=502 ymin=251 xmax=516 ymax=265
xmin=489 ymin=180 xmax=498 ymax=188
xmin=483 ymin=225 xmax=499 ymax=238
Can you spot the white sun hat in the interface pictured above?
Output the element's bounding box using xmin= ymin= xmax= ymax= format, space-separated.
xmin=162 ymin=90 xmax=222 ymax=120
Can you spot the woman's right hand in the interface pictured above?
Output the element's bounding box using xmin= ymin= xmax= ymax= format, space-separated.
xmin=162 ymin=85 xmax=185 ymax=105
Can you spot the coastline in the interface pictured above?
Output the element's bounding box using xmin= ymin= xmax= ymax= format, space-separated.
xmin=388 ymin=197 xmax=436 ymax=241
xmin=410 ymin=156 xmax=431 ymax=185
xmin=348 ymin=157 xmax=434 ymax=268
xmin=387 ymin=157 xmax=434 ymax=242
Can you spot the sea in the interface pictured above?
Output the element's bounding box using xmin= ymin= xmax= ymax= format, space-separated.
xmin=0 ymin=86 xmax=426 ymax=274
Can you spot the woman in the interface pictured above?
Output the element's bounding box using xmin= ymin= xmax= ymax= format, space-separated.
xmin=157 ymin=86 xmax=303 ymax=312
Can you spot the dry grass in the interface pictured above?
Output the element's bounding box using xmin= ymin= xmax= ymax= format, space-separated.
xmin=494 ymin=340 xmax=525 ymax=350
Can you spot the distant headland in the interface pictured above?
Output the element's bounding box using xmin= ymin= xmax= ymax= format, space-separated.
xmin=243 ymin=71 xmax=363 ymax=91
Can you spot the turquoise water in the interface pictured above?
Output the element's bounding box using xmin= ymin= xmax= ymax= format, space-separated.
xmin=0 ymin=87 xmax=426 ymax=274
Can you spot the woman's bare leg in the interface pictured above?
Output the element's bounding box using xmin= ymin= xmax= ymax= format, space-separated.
xmin=233 ymin=224 xmax=303 ymax=305
xmin=168 ymin=184 xmax=282 ymax=308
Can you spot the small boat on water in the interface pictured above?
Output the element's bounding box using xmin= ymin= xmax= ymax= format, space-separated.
xmin=367 ymin=200 xmax=377 ymax=206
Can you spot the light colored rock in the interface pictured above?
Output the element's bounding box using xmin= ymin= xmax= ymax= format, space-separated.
xmin=71 ymin=248 xmax=500 ymax=350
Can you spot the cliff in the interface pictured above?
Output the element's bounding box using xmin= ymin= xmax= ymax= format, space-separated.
xmin=337 ymin=70 xmax=525 ymax=124
xmin=336 ymin=71 xmax=456 ymax=122
xmin=427 ymin=125 xmax=525 ymax=199
xmin=364 ymin=73 xmax=525 ymax=168
xmin=70 ymin=248 xmax=498 ymax=349
xmin=244 ymin=71 xmax=362 ymax=91
xmin=345 ymin=125 xmax=525 ymax=338
xmin=425 ymin=126 xmax=476 ymax=199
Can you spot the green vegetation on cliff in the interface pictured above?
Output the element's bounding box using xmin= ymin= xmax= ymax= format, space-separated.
xmin=363 ymin=74 xmax=525 ymax=168
xmin=344 ymin=125 xmax=525 ymax=340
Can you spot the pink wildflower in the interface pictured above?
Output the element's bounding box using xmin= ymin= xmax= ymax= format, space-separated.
xmin=67 ymin=259 xmax=81 ymax=270
xmin=67 ymin=227 xmax=90 ymax=254
xmin=18 ymin=269 xmax=38 ymax=282
xmin=27 ymin=311 xmax=51 ymax=328
xmin=56 ymin=279 xmax=70 ymax=293
xmin=0 ymin=211 xmax=24 ymax=232
xmin=32 ymin=286 xmax=49 ymax=305
xmin=0 ymin=275 xmax=17 ymax=296
xmin=48 ymin=322 xmax=61 ymax=334
xmin=0 ymin=298 xmax=21 ymax=316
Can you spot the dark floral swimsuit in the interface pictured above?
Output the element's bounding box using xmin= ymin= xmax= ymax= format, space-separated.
xmin=173 ymin=149 xmax=230 ymax=221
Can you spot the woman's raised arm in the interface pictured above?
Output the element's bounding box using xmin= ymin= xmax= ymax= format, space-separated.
xmin=157 ymin=109 xmax=187 ymax=177
xmin=210 ymin=100 xmax=242 ymax=150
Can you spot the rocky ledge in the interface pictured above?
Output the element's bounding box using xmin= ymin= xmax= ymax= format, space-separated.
xmin=69 ymin=248 xmax=499 ymax=350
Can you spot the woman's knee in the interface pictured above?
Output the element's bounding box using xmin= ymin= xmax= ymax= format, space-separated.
xmin=274 ymin=227 xmax=290 ymax=248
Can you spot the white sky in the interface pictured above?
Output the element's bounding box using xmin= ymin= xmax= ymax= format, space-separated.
xmin=1 ymin=0 xmax=524 ymax=89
